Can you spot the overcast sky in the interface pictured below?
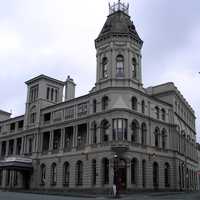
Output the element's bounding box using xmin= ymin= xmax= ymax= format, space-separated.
xmin=0 ymin=0 xmax=200 ymax=141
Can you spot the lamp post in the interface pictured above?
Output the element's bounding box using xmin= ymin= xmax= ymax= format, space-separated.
xmin=113 ymin=154 xmax=119 ymax=198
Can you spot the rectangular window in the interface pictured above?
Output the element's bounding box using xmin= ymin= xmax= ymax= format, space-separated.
xmin=113 ymin=119 xmax=127 ymax=141
xmin=16 ymin=138 xmax=22 ymax=155
xmin=53 ymin=129 xmax=61 ymax=151
xmin=18 ymin=120 xmax=24 ymax=129
xmin=53 ymin=110 xmax=62 ymax=122
xmin=1 ymin=141 xmax=6 ymax=157
xmin=42 ymin=132 xmax=50 ymax=152
xmin=64 ymin=106 xmax=74 ymax=120
xmin=10 ymin=123 xmax=15 ymax=132
xmin=30 ymin=85 xmax=39 ymax=102
xmin=8 ymin=139 xmax=14 ymax=155
xmin=77 ymin=124 xmax=87 ymax=149
xmin=64 ymin=127 xmax=73 ymax=151
xmin=28 ymin=138 xmax=33 ymax=154
xmin=46 ymin=87 xmax=50 ymax=100
xmin=44 ymin=113 xmax=51 ymax=123
xmin=77 ymin=103 xmax=88 ymax=117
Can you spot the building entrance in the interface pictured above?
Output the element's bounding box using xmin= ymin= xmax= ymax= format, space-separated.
xmin=114 ymin=158 xmax=127 ymax=191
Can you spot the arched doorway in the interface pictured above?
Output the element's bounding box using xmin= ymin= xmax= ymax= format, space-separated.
xmin=114 ymin=158 xmax=127 ymax=190
xmin=153 ymin=162 xmax=159 ymax=189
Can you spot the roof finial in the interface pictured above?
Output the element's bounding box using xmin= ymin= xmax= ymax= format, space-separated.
xmin=109 ymin=0 xmax=129 ymax=15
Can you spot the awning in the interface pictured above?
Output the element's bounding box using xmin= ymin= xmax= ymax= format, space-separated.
xmin=0 ymin=157 xmax=33 ymax=171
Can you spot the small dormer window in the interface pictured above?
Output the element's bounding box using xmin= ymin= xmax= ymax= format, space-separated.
xmin=116 ymin=55 xmax=124 ymax=78
xmin=102 ymin=57 xmax=108 ymax=79
xmin=132 ymin=58 xmax=137 ymax=78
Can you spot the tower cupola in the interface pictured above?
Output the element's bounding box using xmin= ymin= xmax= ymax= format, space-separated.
xmin=94 ymin=1 xmax=143 ymax=91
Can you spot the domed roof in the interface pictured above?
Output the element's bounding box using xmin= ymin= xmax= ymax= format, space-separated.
xmin=95 ymin=10 xmax=143 ymax=45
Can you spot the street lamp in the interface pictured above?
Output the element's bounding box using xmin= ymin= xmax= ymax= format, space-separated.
xmin=113 ymin=154 xmax=119 ymax=197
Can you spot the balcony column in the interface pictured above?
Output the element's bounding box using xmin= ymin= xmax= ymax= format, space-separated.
xmin=86 ymin=122 xmax=90 ymax=145
xmin=88 ymin=122 xmax=92 ymax=145
xmin=20 ymin=137 xmax=24 ymax=155
xmin=5 ymin=141 xmax=9 ymax=157
xmin=97 ymin=122 xmax=101 ymax=144
xmin=128 ymin=123 xmax=132 ymax=142
xmin=138 ymin=127 xmax=141 ymax=144
xmin=72 ymin=125 xmax=77 ymax=148
xmin=49 ymin=130 xmax=53 ymax=152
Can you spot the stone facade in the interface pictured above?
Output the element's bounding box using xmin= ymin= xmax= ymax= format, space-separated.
xmin=0 ymin=1 xmax=198 ymax=192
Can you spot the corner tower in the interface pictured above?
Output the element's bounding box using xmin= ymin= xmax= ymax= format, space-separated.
xmin=95 ymin=1 xmax=143 ymax=91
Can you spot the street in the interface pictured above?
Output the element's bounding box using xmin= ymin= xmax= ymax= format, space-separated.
xmin=0 ymin=191 xmax=200 ymax=200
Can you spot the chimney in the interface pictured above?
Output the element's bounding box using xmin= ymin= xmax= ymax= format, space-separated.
xmin=65 ymin=76 xmax=76 ymax=101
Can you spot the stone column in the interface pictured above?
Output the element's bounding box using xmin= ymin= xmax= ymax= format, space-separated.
xmin=49 ymin=130 xmax=53 ymax=152
xmin=97 ymin=121 xmax=101 ymax=144
xmin=88 ymin=122 xmax=92 ymax=145
xmin=72 ymin=125 xmax=77 ymax=148
xmin=126 ymin=160 xmax=131 ymax=189
xmin=5 ymin=141 xmax=9 ymax=157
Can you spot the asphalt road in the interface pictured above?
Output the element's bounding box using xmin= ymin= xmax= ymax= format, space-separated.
xmin=0 ymin=191 xmax=200 ymax=200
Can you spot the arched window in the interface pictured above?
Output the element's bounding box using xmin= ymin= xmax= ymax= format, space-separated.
xmin=101 ymin=120 xmax=109 ymax=142
xmin=63 ymin=162 xmax=70 ymax=186
xmin=102 ymin=158 xmax=109 ymax=185
xmin=132 ymin=58 xmax=137 ymax=78
xmin=91 ymin=121 xmax=97 ymax=144
xmin=112 ymin=118 xmax=127 ymax=141
xmin=161 ymin=108 xmax=166 ymax=121
xmin=30 ymin=106 xmax=36 ymax=124
xmin=142 ymin=160 xmax=146 ymax=188
xmin=164 ymin=163 xmax=170 ymax=187
xmin=162 ymin=128 xmax=167 ymax=149
xmin=141 ymin=123 xmax=147 ymax=145
xmin=40 ymin=164 xmax=46 ymax=185
xmin=131 ymin=120 xmax=139 ymax=143
xmin=153 ymin=162 xmax=159 ymax=188
xmin=93 ymin=99 xmax=97 ymax=113
xmin=51 ymin=163 xmax=57 ymax=185
xmin=141 ymin=100 xmax=145 ymax=114
xmin=131 ymin=97 xmax=137 ymax=111
xmin=154 ymin=127 xmax=160 ymax=148
xmin=102 ymin=57 xmax=108 ymax=79
xmin=131 ymin=158 xmax=138 ymax=184
xmin=92 ymin=159 xmax=96 ymax=186
xmin=116 ymin=55 xmax=124 ymax=77
xmin=76 ymin=160 xmax=83 ymax=186
xmin=155 ymin=106 xmax=160 ymax=119
xmin=102 ymin=96 xmax=109 ymax=110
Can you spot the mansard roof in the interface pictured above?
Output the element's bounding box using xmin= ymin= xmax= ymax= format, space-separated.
xmin=95 ymin=10 xmax=143 ymax=45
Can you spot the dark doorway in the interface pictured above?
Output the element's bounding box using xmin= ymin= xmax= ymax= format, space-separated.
xmin=22 ymin=171 xmax=31 ymax=189
xmin=114 ymin=159 xmax=127 ymax=191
